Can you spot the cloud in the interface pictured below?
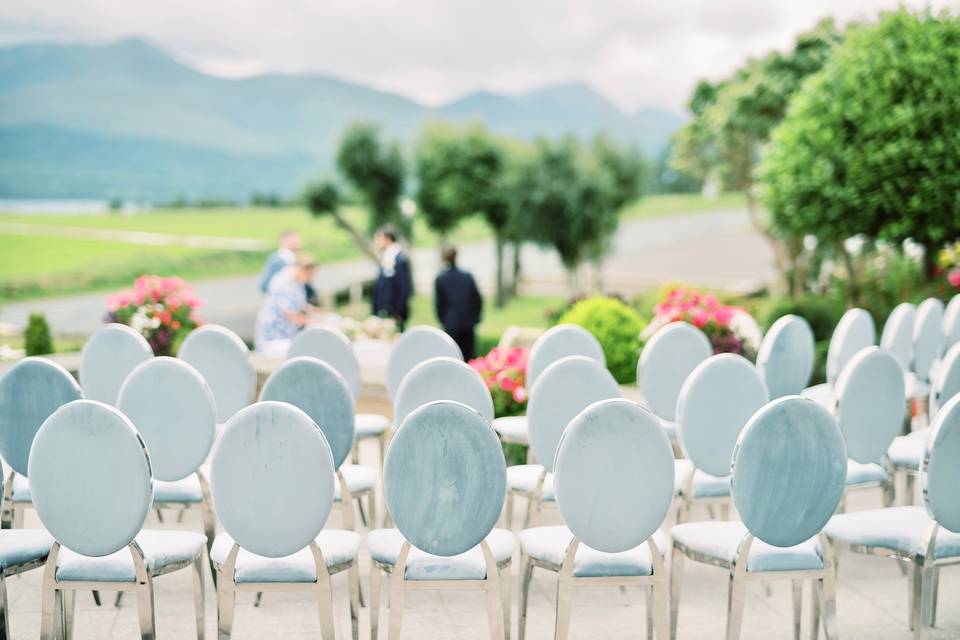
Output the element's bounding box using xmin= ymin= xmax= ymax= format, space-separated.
xmin=0 ymin=0 xmax=953 ymax=112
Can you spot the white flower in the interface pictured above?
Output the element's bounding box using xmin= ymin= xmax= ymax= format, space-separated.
xmin=730 ymin=310 xmax=763 ymax=351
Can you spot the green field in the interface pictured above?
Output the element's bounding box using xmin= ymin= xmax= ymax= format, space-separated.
xmin=0 ymin=193 xmax=742 ymax=303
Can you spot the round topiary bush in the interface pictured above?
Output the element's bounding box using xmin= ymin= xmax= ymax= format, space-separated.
xmin=557 ymin=296 xmax=646 ymax=384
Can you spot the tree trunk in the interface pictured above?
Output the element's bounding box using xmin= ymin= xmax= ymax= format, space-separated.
xmin=509 ymin=241 xmax=523 ymax=297
xmin=787 ymin=234 xmax=806 ymax=297
xmin=592 ymin=258 xmax=605 ymax=293
xmin=495 ymin=235 xmax=506 ymax=308
xmin=567 ymin=266 xmax=581 ymax=298
xmin=331 ymin=211 xmax=379 ymax=265
xmin=922 ymin=242 xmax=939 ymax=281
xmin=838 ymin=241 xmax=860 ymax=305
xmin=744 ymin=190 xmax=791 ymax=296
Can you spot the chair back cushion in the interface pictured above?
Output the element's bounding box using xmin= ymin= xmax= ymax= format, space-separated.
xmin=732 ymin=396 xmax=846 ymax=547
xmin=756 ymin=315 xmax=815 ymax=399
xmin=637 ymin=322 xmax=711 ymax=421
xmin=913 ymin=298 xmax=945 ymax=383
xmin=923 ymin=393 xmax=960 ymax=533
xmin=118 ymin=357 xmax=216 ymax=482
xmin=260 ymin=357 xmax=355 ymax=470
xmin=394 ymin=357 xmax=494 ymax=427
xmin=554 ymin=399 xmax=673 ymax=553
xmin=211 ymin=401 xmax=336 ymax=557
xmin=79 ymin=324 xmax=153 ymax=405
xmin=287 ymin=326 xmax=361 ymax=399
xmin=826 ymin=308 xmax=875 ymax=384
xmin=29 ymin=400 xmax=152 ymax=556
xmin=879 ymin=303 xmax=916 ymax=372
xmin=931 ymin=342 xmax=960 ymax=418
xmin=386 ymin=326 xmax=462 ymax=401
xmin=677 ymin=354 xmax=769 ymax=478
xmin=384 ymin=401 xmax=505 ymax=556
xmin=835 ymin=347 xmax=905 ymax=463
xmin=526 ymin=324 xmax=605 ymax=390
xmin=528 ymin=356 xmax=620 ymax=473
xmin=943 ymin=293 xmax=960 ymax=349
xmin=178 ymin=325 xmax=255 ymax=424
xmin=0 ymin=357 xmax=82 ymax=476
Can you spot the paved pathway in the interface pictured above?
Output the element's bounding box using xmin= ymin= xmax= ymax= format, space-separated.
xmin=1 ymin=209 xmax=773 ymax=339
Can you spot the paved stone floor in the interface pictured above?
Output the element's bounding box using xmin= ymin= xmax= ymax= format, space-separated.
xmin=5 ymin=445 xmax=958 ymax=639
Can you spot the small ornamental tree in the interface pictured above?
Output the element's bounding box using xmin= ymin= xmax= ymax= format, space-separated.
xmin=336 ymin=122 xmax=408 ymax=237
xmin=24 ymin=313 xmax=53 ymax=356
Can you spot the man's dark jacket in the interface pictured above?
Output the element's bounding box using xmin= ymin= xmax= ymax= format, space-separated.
xmin=434 ymin=266 xmax=483 ymax=333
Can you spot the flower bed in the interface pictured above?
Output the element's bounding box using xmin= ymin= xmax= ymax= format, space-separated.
xmin=104 ymin=276 xmax=202 ymax=355
xmin=469 ymin=346 xmax=528 ymax=418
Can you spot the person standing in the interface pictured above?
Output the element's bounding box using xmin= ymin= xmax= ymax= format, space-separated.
xmin=259 ymin=229 xmax=302 ymax=294
xmin=254 ymin=254 xmax=319 ymax=357
xmin=371 ymin=224 xmax=413 ymax=331
xmin=434 ymin=246 xmax=483 ymax=360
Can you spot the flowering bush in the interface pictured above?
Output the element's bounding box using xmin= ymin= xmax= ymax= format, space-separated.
xmin=939 ymin=242 xmax=960 ymax=289
xmin=104 ymin=276 xmax=202 ymax=355
xmin=469 ymin=347 xmax=529 ymax=418
xmin=642 ymin=286 xmax=761 ymax=360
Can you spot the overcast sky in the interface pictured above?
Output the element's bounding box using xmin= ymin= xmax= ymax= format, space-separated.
xmin=0 ymin=0 xmax=952 ymax=113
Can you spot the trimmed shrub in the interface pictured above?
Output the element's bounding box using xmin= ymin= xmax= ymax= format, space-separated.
xmin=24 ymin=313 xmax=53 ymax=356
xmin=557 ymin=296 xmax=646 ymax=384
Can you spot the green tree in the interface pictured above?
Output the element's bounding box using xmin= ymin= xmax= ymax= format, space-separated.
xmin=303 ymin=179 xmax=379 ymax=263
xmin=336 ymin=122 xmax=408 ymax=236
xmin=759 ymin=9 xmax=960 ymax=291
xmin=25 ymin=313 xmax=53 ymax=356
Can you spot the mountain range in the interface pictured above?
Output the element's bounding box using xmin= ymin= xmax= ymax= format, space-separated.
xmin=0 ymin=38 xmax=685 ymax=202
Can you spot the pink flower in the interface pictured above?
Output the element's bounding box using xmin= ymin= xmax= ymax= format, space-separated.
xmin=692 ymin=311 xmax=709 ymax=328
xmin=714 ymin=306 xmax=735 ymax=326
xmin=512 ymin=387 xmax=528 ymax=404
xmin=949 ymin=270 xmax=960 ymax=288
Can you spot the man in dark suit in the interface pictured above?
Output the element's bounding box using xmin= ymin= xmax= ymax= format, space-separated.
xmin=434 ymin=246 xmax=483 ymax=360
xmin=371 ymin=225 xmax=413 ymax=331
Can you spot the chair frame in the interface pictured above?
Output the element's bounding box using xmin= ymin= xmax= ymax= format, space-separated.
xmin=39 ymin=540 xmax=205 ymax=640
xmin=1 ymin=538 xmax=48 ymax=640
xmin=1 ymin=471 xmax=26 ymax=530
xmin=671 ymin=532 xmax=839 ymax=640
xmin=508 ymin=469 xmax=554 ymax=530
xmin=213 ymin=541 xmax=360 ymax=640
xmin=518 ymin=536 xmax=669 ymax=640
xmin=675 ymin=470 xmax=732 ymax=525
xmin=370 ymin=539 xmax=510 ymax=640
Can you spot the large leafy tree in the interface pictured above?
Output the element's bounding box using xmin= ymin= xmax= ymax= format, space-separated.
xmin=336 ymin=122 xmax=408 ymax=236
xmin=760 ymin=9 xmax=960 ymax=288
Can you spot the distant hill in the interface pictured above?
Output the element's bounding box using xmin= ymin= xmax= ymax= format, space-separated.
xmin=0 ymin=38 xmax=686 ymax=201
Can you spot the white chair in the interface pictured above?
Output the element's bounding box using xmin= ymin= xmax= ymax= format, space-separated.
xmin=29 ymin=400 xmax=206 ymax=639
xmin=0 ymin=471 xmax=54 ymax=640
xmin=518 ymin=398 xmax=674 ymax=640
xmin=825 ymin=392 xmax=960 ymax=640
xmin=908 ymin=298 xmax=945 ymax=406
xmin=755 ymin=315 xmax=814 ymax=400
xmin=880 ymin=303 xmax=917 ymax=373
xmin=368 ymin=400 xmax=512 ymax=640
xmin=0 ymin=358 xmax=81 ymax=529
xmin=209 ymin=401 xmax=361 ymax=640
xmin=670 ymin=396 xmax=848 ymax=640
xmin=260 ymin=357 xmax=375 ymax=530
xmin=178 ymin=325 xmax=256 ymax=426
xmin=802 ymin=307 xmax=875 ymax=407
xmin=117 ymin=357 xmax=217 ymax=555
xmin=674 ymin=354 xmax=768 ymax=523
xmin=942 ymin=293 xmax=960 ymax=349
xmin=385 ymin=326 xmax=461 ymax=403
xmin=637 ymin=322 xmax=712 ymax=443
xmin=79 ymin=323 xmax=153 ymax=405
xmin=393 ymin=357 xmax=494 ymax=428
xmin=288 ymin=325 xmax=391 ymax=467
xmin=507 ymin=356 xmax=620 ymax=529
xmin=493 ymin=325 xmax=606 ymax=448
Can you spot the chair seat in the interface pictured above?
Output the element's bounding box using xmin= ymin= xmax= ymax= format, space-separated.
xmin=846 ymin=460 xmax=887 ymax=486
xmin=56 ymin=530 xmax=206 ymax=582
xmin=905 ymin=374 xmax=930 ymax=400
xmin=671 ymin=521 xmax=824 ymax=572
xmin=824 ymin=506 xmax=960 ymax=561
xmin=209 ymin=530 xmax=360 ymax=583
xmin=673 ymin=460 xmax=730 ymax=498
xmin=493 ymin=416 xmax=529 ymax=444
xmin=660 ymin=419 xmax=677 ymax=442
xmin=801 ymin=383 xmax=834 ymax=411
xmin=506 ymin=464 xmax=554 ymax=501
xmin=888 ymin=437 xmax=925 ymax=471
xmin=356 ymin=413 xmax=390 ymax=438
xmin=518 ymin=526 xmax=667 ymax=577
xmin=154 ymin=474 xmax=204 ymax=504
xmin=0 ymin=529 xmax=54 ymax=572
xmin=11 ymin=473 xmax=30 ymax=503
xmin=334 ymin=464 xmax=377 ymax=500
xmin=368 ymin=528 xmax=514 ymax=580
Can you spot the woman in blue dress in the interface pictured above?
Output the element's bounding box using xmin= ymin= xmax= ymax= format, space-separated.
xmin=254 ymin=253 xmax=318 ymax=356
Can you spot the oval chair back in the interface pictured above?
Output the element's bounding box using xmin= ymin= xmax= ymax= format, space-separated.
xmin=943 ymin=294 xmax=960 ymax=350
xmin=210 ymin=401 xmax=336 ymax=557
xmin=178 ymin=325 xmax=256 ymax=425
xmin=835 ymin=347 xmax=905 ymax=464
xmin=79 ymin=324 xmax=153 ymax=405
xmin=287 ymin=325 xmax=361 ymax=399
xmin=385 ymin=401 xmax=505 ymax=556
xmin=879 ymin=303 xmax=916 ymax=372
xmin=0 ymin=358 xmax=82 ymax=478
xmin=386 ymin=326 xmax=462 ymax=402
xmin=528 ymin=356 xmax=620 ymax=474
xmin=731 ymin=397 xmax=847 ymax=547
xmin=554 ymin=399 xmax=674 ymax=553
xmin=930 ymin=342 xmax=960 ymax=418
xmin=637 ymin=322 xmax=712 ymax=421
xmin=913 ymin=298 xmax=945 ymax=384
xmin=259 ymin=357 xmax=355 ymax=470
xmin=676 ymin=354 xmax=769 ymax=478
xmin=393 ymin=357 xmax=494 ymax=428
xmin=922 ymin=393 xmax=960 ymax=534
xmin=117 ymin=357 xmax=216 ymax=483
xmin=755 ymin=315 xmax=814 ymax=400
xmin=28 ymin=400 xmax=152 ymax=557
xmin=825 ymin=308 xmax=875 ymax=385
xmin=526 ymin=324 xmax=605 ymax=390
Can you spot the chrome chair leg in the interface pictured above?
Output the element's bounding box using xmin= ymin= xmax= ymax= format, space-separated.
xmin=505 ymin=492 xmax=515 ymax=530
xmin=724 ymin=572 xmax=746 ymax=640
xmin=553 ymin=571 xmax=573 ymax=640
xmin=316 ymin=573 xmax=336 ymax=640
xmin=792 ymin=580 xmax=802 ymax=640
xmin=518 ymin=553 xmax=533 ymax=640
xmin=920 ymin=565 xmax=936 ymax=630
xmin=645 ymin=588 xmax=653 ymax=640
xmin=348 ymin=563 xmax=361 ymax=640
xmin=0 ymin=573 xmax=9 ymax=640
xmin=485 ymin=572 xmax=506 ymax=640
xmin=652 ymin=578 xmax=670 ymax=640
xmin=820 ymin=569 xmax=838 ymax=640
xmin=216 ymin=573 xmax=235 ymax=639
xmin=501 ymin=567 xmax=512 ymax=640
xmin=809 ymin=580 xmax=821 ymax=640
xmin=137 ymin=579 xmax=157 ymax=640
xmin=669 ymin=546 xmax=684 ymax=640
xmin=930 ymin=567 xmax=940 ymax=627
xmin=192 ymin=554 xmax=205 ymax=640
xmin=63 ymin=590 xmax=75 ymax=640
xmin=387 ymin=545 xmax=410 ymax=640
xmin=370 ymin=565 xmax=381 ymax=640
